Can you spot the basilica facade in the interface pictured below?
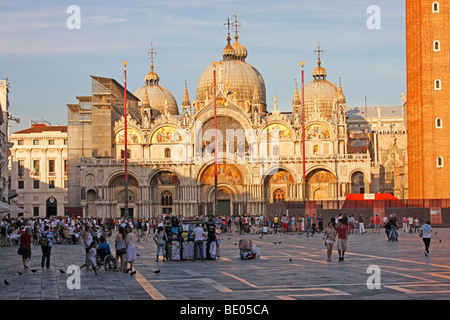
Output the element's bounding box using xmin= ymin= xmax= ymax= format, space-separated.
xmin=67 ymin=26 xmax=380 ymax=218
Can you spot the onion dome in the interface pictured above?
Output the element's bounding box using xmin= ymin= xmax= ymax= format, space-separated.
xmin=222 ymin=34 xmax=236 ymax=60
xmin=232 ymin=34 xmax=248 ymax=62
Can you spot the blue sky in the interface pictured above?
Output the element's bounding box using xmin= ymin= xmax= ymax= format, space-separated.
xmin=0 ymin=0 xmax=406 ymax=132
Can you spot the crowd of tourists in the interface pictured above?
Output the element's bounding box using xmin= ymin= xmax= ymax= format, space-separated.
xmin=0 ymin=211 xmax=435 ymax=272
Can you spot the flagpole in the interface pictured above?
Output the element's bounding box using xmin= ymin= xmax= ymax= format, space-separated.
xmin=213 ymin=62 xmax=218 ymax=216
xmin=123 ymin=61 xmax=129 ymax=219
xmin=301 ymin=61 xmax=306 ymax=201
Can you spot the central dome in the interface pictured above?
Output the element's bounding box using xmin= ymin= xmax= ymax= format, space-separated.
xmin=196 ymin=33 xmax=266 ymax=111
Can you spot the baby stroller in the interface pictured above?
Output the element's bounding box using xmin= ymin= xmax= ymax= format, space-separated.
xmin=96 ymin=247 xmax=115 ymax=271
xmin=239 ymin=239 xmax=254 ymax=260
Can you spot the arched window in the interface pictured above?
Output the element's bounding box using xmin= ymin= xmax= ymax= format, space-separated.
xmin=436 ymin=117 xmax=443 ymax=128
xmin=161 ymin=190 xmax=173 ymax=206
xmin=164 ymin=148 xmax=171 ymax=158
xmin=434 ymin=40 xmax=440 ymax=51
xmin=437 ymin=156 xmax=444 ymax=168
xmin=432 ymin=2 xmax=439 ymax=12
xmin=435 ymin=79 xmax=441 ymax=90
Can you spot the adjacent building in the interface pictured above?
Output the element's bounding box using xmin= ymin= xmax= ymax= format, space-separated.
xmin=9 ymin=122 xmax=68 ymax=217
xmin=0 ymin=78 xmax=10 ymax=202
xmin=406 ymin=0 xmax=449 ymax=199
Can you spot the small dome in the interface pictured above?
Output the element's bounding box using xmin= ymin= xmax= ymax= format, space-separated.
xmin=232 ymin=36 xmax=247 ymax=62
xmin=312 ymin=59 xmax=327 ymax=79
xmin=145 ymin=70 xmax=160 ymax=85
xmin=222 ymin=34 xmax=236 ymax=60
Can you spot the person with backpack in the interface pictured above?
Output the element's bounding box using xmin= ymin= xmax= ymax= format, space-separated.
xmin=41 ymin=226 xmax=54 ymax=269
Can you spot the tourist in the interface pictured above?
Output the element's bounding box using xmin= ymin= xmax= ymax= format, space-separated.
xmin=40 ymin=226 xmax=53 ymax=269
xmin=419 ymin=220 xmax=432 ymax=256
xmin=374 ymin=214 xmax=381 ymax=234
xmin=402 ymin=215 xmax=409 ymax=233
xmin=414 ymin=217 xmax=420 ymax=233
xmin=385 ymin=218 xmax=391 ymax=241
xmin=408 ymin=215 xmax=414 ymax=234
xmin=19 ymin=227 xmax=33 ymax=269
xmin=336 ymin=219 xmax=348 ymax=261
xmin=114 ymin=226 xmax=127 ymax=271
xmin=153 ymin=226 xmax=168 ymax=262
xmin=142 ymin=219 xmax=149 ymax=242
xmin=324 ymin=222 xmax=336 ymax=262
xmin=348 ymin=215 xmax=354 ymax=234
xmin=358 ymin=214 xmax=365 ymax=234
xmin=193 ymin=224 xmax=205 ymax=262
xmin=305 ymin=215 xmax=311 ymax=236
xmin=282 ymin=214 xmax=288 ymax=234
xmin=125 ymin=225 xmax=137 ymax=273
xmin=80 ymin=241 xmax=99 ymax=276
xmin=389 ymin=213 xmax=399 ymax=241
xmin=83 ymin=225 xmax=94 ymax=267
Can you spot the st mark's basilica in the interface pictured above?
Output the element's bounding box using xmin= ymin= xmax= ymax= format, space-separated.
xmin=67 ymin=18 xmax=406 ymax=218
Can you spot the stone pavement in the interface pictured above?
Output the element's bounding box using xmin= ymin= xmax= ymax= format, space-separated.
xmin=1 ymin=227 xmax=450 ymax=301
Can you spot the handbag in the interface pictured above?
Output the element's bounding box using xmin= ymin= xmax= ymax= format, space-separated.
xmin=17 ymin=247 xmax=24 ymax=255
xmin=419 ymin=231 xmax=423 ymax=238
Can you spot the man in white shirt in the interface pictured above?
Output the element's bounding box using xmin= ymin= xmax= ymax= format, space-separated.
xmin=193 ymin=224 xmax=205 ymax=262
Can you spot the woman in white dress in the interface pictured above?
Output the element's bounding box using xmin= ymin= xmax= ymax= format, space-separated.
xmin=125 ymin=225 xmax=137 ymax=273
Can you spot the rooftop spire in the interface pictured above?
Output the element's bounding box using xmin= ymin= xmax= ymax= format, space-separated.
xmin=182 ymin=80 xmax=191 ymax=107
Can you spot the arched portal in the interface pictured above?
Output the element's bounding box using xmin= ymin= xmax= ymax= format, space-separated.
xmin=351 ymin=171 xmax=366 ymax=194
xmin=263 ymin=169 xmax=295 ymax=202
xmin=109 ymin=174 xmax=140 ymax=217
xmin=306 ymin=169 xmax=337 ymax=200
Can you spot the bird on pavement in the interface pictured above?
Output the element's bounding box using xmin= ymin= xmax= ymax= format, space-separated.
xmin=154 ymin=269 xmax=160 ymax=274
xmin=4 ymin=279 xmax=10 ymax=285
xmin=18 ymin=271 xmax=23 ymax=276
xmin=59 ymin=269 xmax=66 ymax=274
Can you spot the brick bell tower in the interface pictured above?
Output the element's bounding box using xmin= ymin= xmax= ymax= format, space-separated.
xmin=406 ymin=0 xmax=449 ymax=200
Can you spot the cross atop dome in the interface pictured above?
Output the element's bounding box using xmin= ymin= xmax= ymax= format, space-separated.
xmin=314 ymin=41 xmax=324 ymax=61
xmin=145 ymin=42 xmax=160 ymax=85
xmin=147 ymin=42 xmax=158 ymax=72
xmin=232 ymin=14 xmax=242 ymax=40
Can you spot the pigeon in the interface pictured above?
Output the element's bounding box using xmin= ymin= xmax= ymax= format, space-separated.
xmin=136 ymin=253 xmax=140 ymax=257
xmin=18 ymin=271 xmax=23 ymax=276
xmin=31 ymin=269 xmax=38 ymax=273
xmin=273 ymin=242 xmax=277 ymax=245
xmin=289 ymin=258 xmax=292 ymax=262
xmin=4 ymin=279 xmax=10 ymax=285
xmin=59 ymin=269 xmax=66 ymax=274
xmin=153 ymin=269 xmax=160 ymax=274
